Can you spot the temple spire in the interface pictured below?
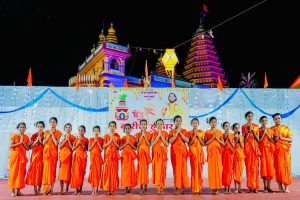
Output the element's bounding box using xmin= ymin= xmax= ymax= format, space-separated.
xmin=98 ymin=29 xmax=105 ymax=46
xmin=183 ymin=4 xmax=228 ymax=88
xmin=106 ymin=22 xmax=118 ymax=43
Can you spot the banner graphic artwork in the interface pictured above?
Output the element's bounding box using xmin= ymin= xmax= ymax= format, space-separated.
xmin=109 ymin=88 xmax=189 ymax=135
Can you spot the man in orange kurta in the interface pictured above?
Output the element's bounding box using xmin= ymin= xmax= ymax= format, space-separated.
xmin=188 ymin=118 xmax=205 ymax=194
xmin=151 ymin=119 xmax=168 ymax=194
xmin=271 ymin=113 xmax=292 ymax=193
xmin=259 ymin=116 xmax=275 ymax=193
xmin=25 ymin=122 xmax=44 ymax=195
xmin=222 ymin=123 xmax=235 ymax=194
xmin=242 ymin=122 xmax=260 ymax=193
xmin=169 ymin=116 xmax=189 ymax=195
xmin=136 ymin=120 xmax=152 ymax=193
xmin=42 ymin=124 xmax=62 ymax=195
xmin=58 ymin=124 xmax=75 ymax=194
xmin=120 ymin=125 xmax=137 ymax=194
xmin=70 ymin=126 xmax=88 ymax=195
xmin=88 ymin=126 xmax=104 ymax=195
xmin=8 ymin=124 xmax=30 ymax=197
xmin=101 ymin=121 xmax=120 ymax=195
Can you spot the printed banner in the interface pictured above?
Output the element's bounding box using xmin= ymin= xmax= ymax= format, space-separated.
xmin=109 ymin=88 xmax=189 ymax=135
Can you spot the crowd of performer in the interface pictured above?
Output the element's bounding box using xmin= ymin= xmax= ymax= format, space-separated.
xmin=7 ymin=111 xmax=293 ymax=196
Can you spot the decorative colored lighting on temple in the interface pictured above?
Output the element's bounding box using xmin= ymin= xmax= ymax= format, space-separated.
xmin=161 ymin=48 xmax=179 ymax=76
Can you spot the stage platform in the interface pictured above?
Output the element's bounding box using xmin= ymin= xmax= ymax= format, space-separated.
xmin=0 ymin=177 xmax=299 ymax=200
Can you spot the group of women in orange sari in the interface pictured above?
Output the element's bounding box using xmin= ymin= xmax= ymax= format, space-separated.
xmin=7 ymin=112 xmax=293 ymax=196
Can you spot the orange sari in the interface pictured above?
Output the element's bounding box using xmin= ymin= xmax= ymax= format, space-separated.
xmin=26 ymin=132 xmax=44 ymax=186
xmin=58 ymin=135 xmax=75 ymax=183
xmin=242 ymin=123 xmax=260 ymax=190
xmin=88 ymin=137 xmax=104 ymax=187
xmin=271 ymin=125 xmax=292 ymax=185
xmin=8 ymin=134 xmax=30 ymax=189
xmin=233 ymin=135 xmax=245 ymax=184
xmin=152 ymin=131 xmax=168 ymax=189
xmin=222 ymin=133 xmax=235 ymax=187
xmin=136 ymin=132 xmax=152 ymax=185
xmin=205 ymin=130 xmax=223 ymax=189
xmin=121 ymin=135 xmax=137 ymax=188
xmin=169 ymin=129 xmax=189 ymax=189
xmin=42 ymin=130 xmax=62 ymax=191
xmin=259 ymin=128 xmax=275 ymax=179
xmin=188 ymin=130 xmax=205 ymax=192
xmin=70 ymin=137 xmax=88 ymax=188
xmin=101 ymin=133 xmax=120 ymax=191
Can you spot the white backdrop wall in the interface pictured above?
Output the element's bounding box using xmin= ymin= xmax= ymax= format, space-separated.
xmin=0 ymin=87 xmax=299 ymax=179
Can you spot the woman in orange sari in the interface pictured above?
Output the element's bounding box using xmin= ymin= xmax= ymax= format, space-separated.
xmin=188 ymin=118 xmax=205 ymax=195
xmin=259 ymin=116 xmax=275 ymax=193
xmin=88 ymin=125 xmax=104 ymax=195
xmin=120 ymin=124 xmax=137 ymax=195
xmin=222 ymin=122 xmax=235 ymax=194
xmin=101 ymin=121 xmax=120 ymax=195
xmin=70 ymin=125 xmax=88 ymax=195
xmin=26 ymin=121 xmax=45 ymax=195
xmin=169 ymin=115 xmax=189 ymax=195
xmin=232 ymin=123 xmax=244 ymax=193
xmin=151 ymin=119 xmax=168 ymax=194
xmin=242 ymin=111 xmax=260 ymax=193
xmin=204 ymin=116 xmax=224 ymax=195
xmin=271 ymin=113 xmax=292 ymax=193
xmin=8 ymin=122 xmax=30 ymax=197
xmin=58 ymin=123 xmax=75 ymax=194
xmin=136 ymin=119 xmax=152 ymax=193
xmin=42 ymin=117 xmax=62 ymax=195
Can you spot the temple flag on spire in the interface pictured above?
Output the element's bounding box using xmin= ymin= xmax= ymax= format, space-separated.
xmin=27 ymin=68 xmax=32 ymax=86
xmin=203 ymin=4 xmax=208 ymax=12
xmin=217 ymin=76 xmax=223 ymax=91
xmin=264 ymin=72 xmax=269 ymax=88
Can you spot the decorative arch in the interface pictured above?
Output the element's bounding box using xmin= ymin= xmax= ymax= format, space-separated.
xmin=109 ymin=58 xmax=120 ymax=70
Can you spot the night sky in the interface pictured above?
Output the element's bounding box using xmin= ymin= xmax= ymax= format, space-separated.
xmin=0 ymin=0 xmax=299 ymax=88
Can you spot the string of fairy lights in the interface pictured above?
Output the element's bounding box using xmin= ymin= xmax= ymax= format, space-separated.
xmin=128 ymin=0 xmax=268 ymax=55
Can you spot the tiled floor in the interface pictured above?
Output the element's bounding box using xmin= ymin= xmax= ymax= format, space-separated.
xmin=1 ymin=177 xmax=299 ymax=200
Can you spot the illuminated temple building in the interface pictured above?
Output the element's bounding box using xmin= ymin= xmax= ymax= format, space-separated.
xmin=69 ymin=10 xmax=228 ymax=88
xmin=183 ymin=9 xmax=228 ymax=88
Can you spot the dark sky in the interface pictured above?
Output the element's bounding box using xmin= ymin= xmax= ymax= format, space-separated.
xmin=0 ymin=0 xmax=299 ymax=88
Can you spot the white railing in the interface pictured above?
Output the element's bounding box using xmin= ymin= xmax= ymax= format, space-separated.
xmin=68 ymin=74 xmax=100 ymax=86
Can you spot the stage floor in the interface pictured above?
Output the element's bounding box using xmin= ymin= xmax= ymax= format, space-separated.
xmin=1 ymin=177 xmax=299 ymax=200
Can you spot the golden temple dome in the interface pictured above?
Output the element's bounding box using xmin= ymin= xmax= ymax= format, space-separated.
xmin=98 ymin=29 xmax=105 ymax=46
xmin=106 ymin=23 xmax=118 ymax=43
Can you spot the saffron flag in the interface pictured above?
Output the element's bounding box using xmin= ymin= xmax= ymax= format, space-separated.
xmin=171 ymin=71 xmax=175 ymax=88
xmin=145 ymin=60 xmax=148 ymax=78
xmin=124 ymin=78 xmax=128 ymax=88
xmin=264 ymin=72 xmax=268 ymax=88
xmin=171 ymin=78 xmax=175 ymax=88
xmin=217 ymin=76 xmax=223 ymax=91
xmin=75 ymin=75 xmax=79 ymax=90
xmin=27 ymin=68 xmax=32 ymax=86
xmin=203 ymin=4 xmax=208 ymax=12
